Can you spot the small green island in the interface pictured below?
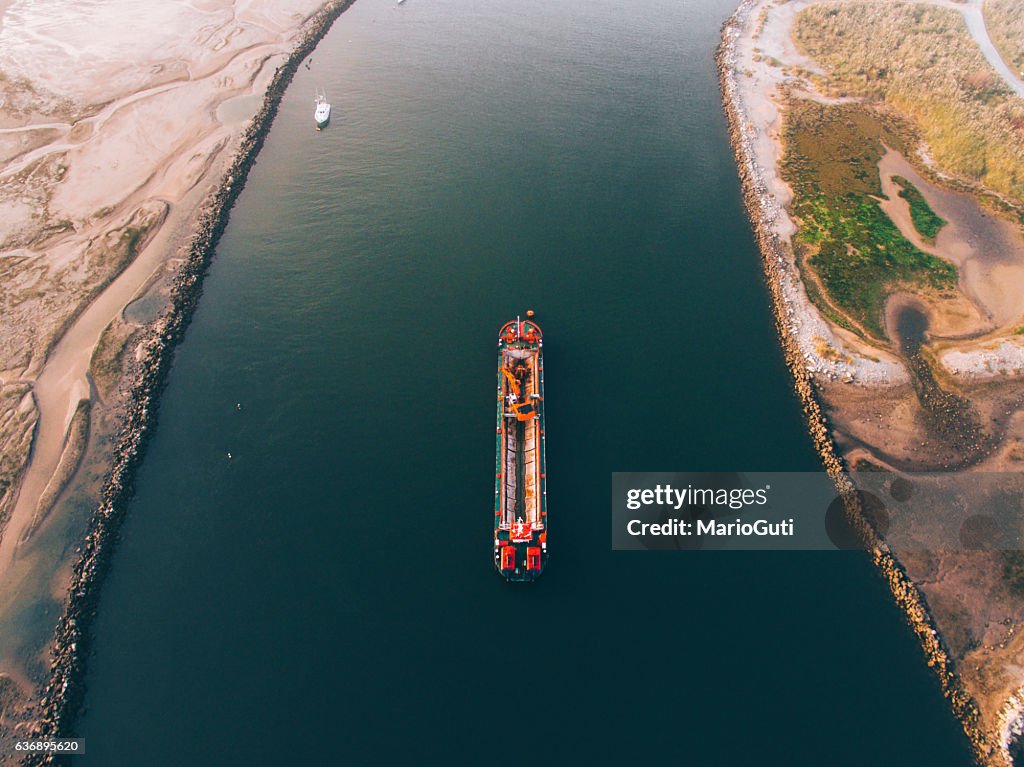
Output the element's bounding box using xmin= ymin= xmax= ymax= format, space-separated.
xmin=892 ymin=175 xmax=947 ymax=244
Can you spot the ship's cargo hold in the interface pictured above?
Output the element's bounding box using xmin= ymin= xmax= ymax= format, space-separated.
xmin=494 ymin=315 xmax=548 ymax=581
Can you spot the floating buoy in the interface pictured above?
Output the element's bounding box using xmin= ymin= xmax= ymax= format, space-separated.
xmin=526 ymin=309 xmax=535 ymax=318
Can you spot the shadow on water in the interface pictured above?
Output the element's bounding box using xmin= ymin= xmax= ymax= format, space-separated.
xmin=1011 ymin=730 xmax=1024 ymax=767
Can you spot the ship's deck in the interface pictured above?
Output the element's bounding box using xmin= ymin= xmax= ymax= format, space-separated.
xmin=498 ymin=344 xmax=543 ymax=533
xmin=495 ymin=318 xmax=546 ymax=580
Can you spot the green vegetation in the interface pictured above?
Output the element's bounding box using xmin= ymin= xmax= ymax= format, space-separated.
xmin=781 ymin=100 xmax=958 ymax=339
xmin=892 ymin=175 xmax=946 ymax=243
xmin=794 ymin=3 xmax=1024 ymax=206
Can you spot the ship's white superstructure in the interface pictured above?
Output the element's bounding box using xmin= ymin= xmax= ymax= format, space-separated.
xmin=314 ymin=89 xmax=331 ymax=129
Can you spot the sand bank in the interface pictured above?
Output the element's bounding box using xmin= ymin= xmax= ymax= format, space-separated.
xmin=0 ymin=0 xmax=345 ymax=549
xmin=0 ymin=0 xmax=332 ymax=604
xmin=0 ymin=0 xmax=357 ymax=756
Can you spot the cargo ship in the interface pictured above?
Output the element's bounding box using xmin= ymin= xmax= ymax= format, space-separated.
xmin=494 ymin=315 xmax=548 ymax=581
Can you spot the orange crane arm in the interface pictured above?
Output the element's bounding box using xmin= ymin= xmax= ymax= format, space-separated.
xmin=500 ymin=367 xmax=521 ymax=397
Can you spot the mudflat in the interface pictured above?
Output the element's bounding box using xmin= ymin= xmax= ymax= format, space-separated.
xmin=0 ymin=0 xmax=335 ymax=748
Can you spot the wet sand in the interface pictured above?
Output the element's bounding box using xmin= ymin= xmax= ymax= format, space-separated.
xmin=0 ymin=0 xmax=331 ymax=600
xmin=877 ymin=148 xmax=1024 ymax=338
xmin=29 ymin=4 xmax=360 ymax=749
xmin=0 ymin=0 xmax=355 ymax=755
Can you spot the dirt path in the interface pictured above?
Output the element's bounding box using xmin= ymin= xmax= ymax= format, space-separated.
xmin=895 ymin=0 xmax=1024 ymax=99
xmin=960 ymin=0 xmax=1024 ymax=99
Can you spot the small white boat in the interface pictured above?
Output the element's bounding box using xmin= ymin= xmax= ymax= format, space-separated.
xmin=314 ymin=89 xmax=331 ymax=130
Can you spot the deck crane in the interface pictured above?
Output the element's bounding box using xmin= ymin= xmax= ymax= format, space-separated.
xmin=500 ymin=366 xmax=541 ymax=422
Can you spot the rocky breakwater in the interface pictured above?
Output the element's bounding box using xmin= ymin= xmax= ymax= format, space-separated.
xmin=716 ymin=2 xmax=998 ymax=764
xmin=24 ymin=1 xmax=358 ymax=762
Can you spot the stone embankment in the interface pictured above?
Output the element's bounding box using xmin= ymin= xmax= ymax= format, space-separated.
xmin=715 ymin=0 xmax=905 ymax=387
xmin=23 ymin=2 xmax=357 ymax=762
xmin=717 ymin=2 xmax=1001 ymax=765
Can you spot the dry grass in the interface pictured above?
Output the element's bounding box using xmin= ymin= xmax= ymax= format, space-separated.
xmin=814 ymin=335 xmax=853 ymax=363
xmin=985 ymin=0 xmax=1024 ymax=76
xmin=794 ymin=2 xmax=1024 ymax=206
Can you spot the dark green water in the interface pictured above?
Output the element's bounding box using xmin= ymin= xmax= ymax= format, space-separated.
xmin=78 ymin=1 xmax=974 ymax=764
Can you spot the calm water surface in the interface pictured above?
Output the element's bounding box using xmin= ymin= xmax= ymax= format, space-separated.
xmin=78 ymin=1 xmax=974 ymax=764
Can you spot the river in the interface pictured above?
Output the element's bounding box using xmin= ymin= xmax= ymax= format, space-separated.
xmin=76 ymin=0 xmax=974 ymax=764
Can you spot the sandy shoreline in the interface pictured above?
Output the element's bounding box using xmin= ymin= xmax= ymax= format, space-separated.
xmin=717 ymin=1 xmax=1006 ymax=764
xmin=0 ymin=0 xmax=328 ymax=584
xmin=0 ymin=0 xmax=357 ymax=757
xmin=29 ymin=1 xmax=359 ymax=753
